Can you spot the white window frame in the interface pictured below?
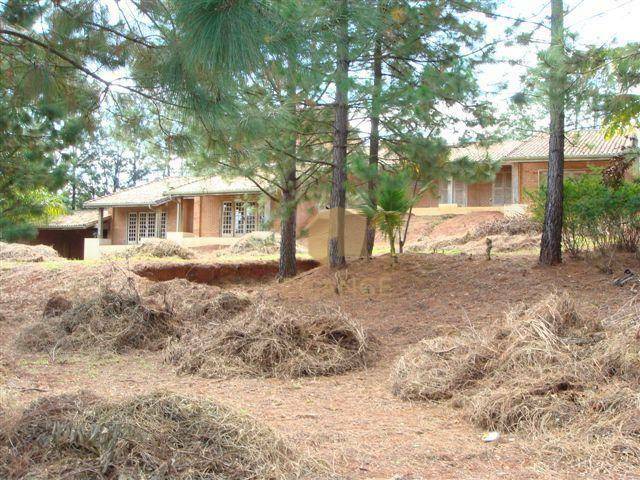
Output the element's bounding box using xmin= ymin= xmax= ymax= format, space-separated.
xmin=221 ymin=200 xmax=264 ymax=237
xmin=126 ymin=210 xmax=167 ymax=244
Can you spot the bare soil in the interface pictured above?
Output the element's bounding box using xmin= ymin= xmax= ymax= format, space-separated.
xmin=1 ymin=253 xmax=639 ymax=479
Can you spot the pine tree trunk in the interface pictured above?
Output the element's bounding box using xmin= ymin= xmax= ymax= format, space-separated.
xmin=361 ymin=7 xmax=382 ymax=259
xmin=278 ymin=161 xmax=297 ymax=279
xmin=540 ymin=0 xmax=565 ymax=266
xmin=329 ymin=0 xmax=349 ymax=269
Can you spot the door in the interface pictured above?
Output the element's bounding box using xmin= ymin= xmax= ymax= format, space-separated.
xmin=492 ymin=169 xmax=513 ymax=205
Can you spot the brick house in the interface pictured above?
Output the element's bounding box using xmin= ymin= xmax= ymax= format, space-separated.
xmin=416 ymin=130 xmax=638 ymax=209
xmin=35 ymin=129 xmax=637 ymax=260
xmin=80 ymin=176 xmax=317 ymax=259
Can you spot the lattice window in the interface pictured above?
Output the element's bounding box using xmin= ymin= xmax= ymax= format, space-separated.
xmin=222 ymin=201 xmax=233 ymax=236
xmin=138 ymin=212 xmax=148 ymax=239
xmin=147 ymin=213 xmax=156 ymax=239
xmin=127 ymin=212 xmax=138 ymax=244
xmin=159 ymin=212 xmax=167 ymax=238
xmin=245 ymin=202 xmax=258 ymax=233
xmin=234 ymin=202 xmax=246 ymax=235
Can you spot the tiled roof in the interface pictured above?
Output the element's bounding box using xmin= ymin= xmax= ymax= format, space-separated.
xmin=450 ymin=140 xmax=521 ymax=163
xmin=450 ymin=130 xmax=635 ymax=163
xmin=38 ymin=209 xmax=111 ymax=230
xmin=166 ymin=176 xmax=261 ymax=196
xmin=84 ymin=177 xmax=192 ymax=208
xmin=507 ymin=130 xmax=634 ymax=160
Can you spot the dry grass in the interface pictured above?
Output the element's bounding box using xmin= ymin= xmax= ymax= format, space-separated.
xmin=230 ymin=231 xmax=280 ymax=255
xmin=0 ymin=242 xmax=60 ymax=262
xmin=16 ymin=286 xmax=178 ymax=354
xmin=126 ymin=239 xmax=195 ymax=259
xmin=392 ymin=294 xmax=640 ymax=473
xmin=168 ymin=300 xmax=374 ymax=379
xmin=0 ymin=391 xmax=321 ymax=479
xmin=391 ymin=335 xmax=491 ymax=401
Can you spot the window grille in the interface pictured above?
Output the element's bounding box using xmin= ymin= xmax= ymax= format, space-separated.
xmin=222 ymin=202 xmax=233 ymax=236
xmin=127 ymin=213 xmax=138 ymax=244
xmin=234 ymin=202 xmax=247 ymax=235
xmin=138 ymin=212 xmax=148 ymax=239
xmin=159 ymin=212 xmax=167 ymax=238
xmin=245 ymin=202 xmax=258 ymax=233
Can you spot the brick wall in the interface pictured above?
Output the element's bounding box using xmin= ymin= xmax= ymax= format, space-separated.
xmin=111 ymin=202 xmax=177 ymax=245
xmin=518 ymin=159 xmax=613 ymax=202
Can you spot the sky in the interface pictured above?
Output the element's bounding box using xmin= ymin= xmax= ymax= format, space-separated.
xmin=480 ymin=0 xmax=640 ymax=104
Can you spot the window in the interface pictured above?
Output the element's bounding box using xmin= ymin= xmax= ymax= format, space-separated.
xmin=221 ymin=200 xmax=263 ymax=237
xmin=127 ymin=210 xmax=167 ymax=244
xmin=158 ymin=212 xmax=167 ymax=238
xmin=127 ymin=213 xmax=138 ymax=243
xmin=222 ymin=202 xmax=234 ymax=236
xmin=234 ymin=201 xmax=247 ymax=235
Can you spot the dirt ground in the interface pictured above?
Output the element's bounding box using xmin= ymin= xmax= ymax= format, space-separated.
xmin=1 ymin=252 xmax=639 ymax=479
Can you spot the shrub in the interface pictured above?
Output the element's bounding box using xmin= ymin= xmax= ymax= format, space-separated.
xmin=528 ymin=173 xmax=640 ymax=257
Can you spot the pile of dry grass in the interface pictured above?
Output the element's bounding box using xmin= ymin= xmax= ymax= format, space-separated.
xmin=168 ymin=301 xmax=373 ymax=378
xmin=127 ymin=239 xmax=195 ymax=259
xmin=228 ymin=231 xmax=307 ymax=256
xmin=16 ymin=287 xmax=177 ymax=353
xmin=0 ymin=392 xmax=319 ymax=479
xmin=0 ymin=242 xmax=60 ymax=262
xmin=392 ymin=294 xmax=640 ymax=473
xmin=230 ymin=231 xmax=280 ymax=255
xmin=391 ymin=335 xmax=491 ymax=401
xmin=145 ymin=279 xmax=251 ymax=325
xmin=472 ymin=213 xmax=541 ymax=238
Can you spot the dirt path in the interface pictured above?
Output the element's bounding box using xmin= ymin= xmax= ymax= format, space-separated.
xmin=1 ymin=253 xmax=638 ymax=479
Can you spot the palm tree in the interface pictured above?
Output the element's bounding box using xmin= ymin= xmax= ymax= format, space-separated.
xmin=360 ymin=171 xmax=414 ymax=263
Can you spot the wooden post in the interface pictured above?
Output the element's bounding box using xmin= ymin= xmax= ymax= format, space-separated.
xmin=176 ymin=198 xmax=182 ymax=232
xmin=97 ymin=208 xmax=104 ymax=239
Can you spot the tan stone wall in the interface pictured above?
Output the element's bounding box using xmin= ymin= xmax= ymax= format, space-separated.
xmin=518 ymin=159 xmax=613 ymax=203
xmin=307 ymin=211 xmax=367 ymax=262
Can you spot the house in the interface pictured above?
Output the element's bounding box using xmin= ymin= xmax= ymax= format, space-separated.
xmin=34 ymin=209 xmax=111 ymax=259
xmin=79 ymin=176 xmax=290 ymax=259
xmin=415 ymin=130 xmax=638 ymax=211
xmin=34 ymin=129 xmax=637 ymax=261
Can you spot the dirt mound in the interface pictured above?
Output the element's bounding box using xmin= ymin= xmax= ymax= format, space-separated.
xmin=424 ymin=233 xmax=540 ymax=255
xmin=0 ymin=242 xmax=60 ymax=262
xmin=17 ymin=287 xmax=177 ymax=353
xmin=0 ymin=392 xmax=318 ymax=479
xmin=407 ymin=213 xmax=540 ymax=255
xmin=168 ymin=301 xmax=374 ymax=379
xmin=127 ymin=239 xmax=195 ymax=259
xmin=392 ymin=294 xmax=640 ymax=472
xmin=473 ymin=214 xmax=541 ymax=237
xmin=428 ymin=212 xmax=503 ymax=240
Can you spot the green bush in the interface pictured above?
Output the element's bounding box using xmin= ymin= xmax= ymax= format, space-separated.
xmin=528 ymin=173 xmax=640 ymax=257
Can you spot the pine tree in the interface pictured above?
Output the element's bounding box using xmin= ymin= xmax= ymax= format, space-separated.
xmin=539 ymin=0 xmax=567 ymax=266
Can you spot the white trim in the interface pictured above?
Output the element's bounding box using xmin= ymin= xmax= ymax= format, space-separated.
xmin=511 ymin=164 xmax=519 ymax=203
